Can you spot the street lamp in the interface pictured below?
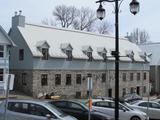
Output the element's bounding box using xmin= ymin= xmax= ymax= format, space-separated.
xmin=95 ymin=0 xmax=140 ymax=120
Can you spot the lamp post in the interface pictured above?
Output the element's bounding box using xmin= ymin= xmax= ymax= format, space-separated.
xmin=96 ymin=0 xmax=140 ymax=120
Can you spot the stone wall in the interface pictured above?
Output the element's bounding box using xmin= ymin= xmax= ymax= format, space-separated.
xmin=11 ymin=69 xmax=149 ymax=98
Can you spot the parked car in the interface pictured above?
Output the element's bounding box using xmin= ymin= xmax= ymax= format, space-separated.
xmin=153 ymin=99 xmax=160 ymax=104
xmin=0 ymin=99 xmax=77 ymax=120
xmin=129 ymin=100 xmax=160 ymax=120
xmin=48 ymin=100 xmax=114 ymax=120
xmin=123 ymin=93 xmax=143 ymax=103
xmin=90 ymin=99 xmax=149 ymax=120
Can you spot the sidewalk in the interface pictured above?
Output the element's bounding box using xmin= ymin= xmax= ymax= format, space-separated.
xmin=0 ymin=91 xmax=32 ymax=100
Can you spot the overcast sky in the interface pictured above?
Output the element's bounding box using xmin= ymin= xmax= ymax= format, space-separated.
xmin=0 ymin=0 xmax=159 ymax=42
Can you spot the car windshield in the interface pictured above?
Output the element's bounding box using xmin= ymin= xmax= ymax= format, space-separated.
xmin=45 ymin=102 xmax=66 ymax=117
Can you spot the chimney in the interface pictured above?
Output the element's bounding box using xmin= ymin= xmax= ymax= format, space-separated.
xmin=12 ymin=10 xmax=25 ymax=28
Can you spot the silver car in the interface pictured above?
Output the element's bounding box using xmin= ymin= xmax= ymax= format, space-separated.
xmin=91 ymin=99 xmax=149 ymax=120
xmin=129 ymin=100 xmax=160 ymax=120
xmin=0 ymin=99 xmax=77 ymax=120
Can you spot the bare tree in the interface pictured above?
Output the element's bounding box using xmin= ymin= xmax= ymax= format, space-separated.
xmin=96 ymin=20 xmax=113 ymax=34
xmin=128 ymin=28 xmax=150 ymax=44
xmin=53 ymin=5 xmax=78 ymax=28
xmin=42 ymin=5 xmax=112 ymax=34
xmin=72 ymin=7 xmax=97 ymax=32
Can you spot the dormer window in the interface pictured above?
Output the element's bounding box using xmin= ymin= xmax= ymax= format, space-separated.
xmin=36 ymin=40 xmax=50 ymax=60
xmin=0 ymin=45 xmax=4 ymax=57
xmin=102 ymin=53 xmax=107 ymax=62
xmin=60 ymin=43 xmax=73 ymax=61
xmin=87 ymin=52 xmax=93 ymax=61
xmin=42 ymin=48 xmax=49 ymax=60
xmin=97 ymin=47 xmax=107 ymax=62
xmin=66 ymin=50 xmax=72 ymax=61
xmin=82 ymin=46 xmax=93 ymax=62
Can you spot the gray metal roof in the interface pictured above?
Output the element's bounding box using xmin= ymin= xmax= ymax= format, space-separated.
xmin=17 ymin=23 xmax=144 ymax=62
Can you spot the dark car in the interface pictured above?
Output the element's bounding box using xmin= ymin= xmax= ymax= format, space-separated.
xmin=48 ymin=100 xmax=114 ymax=120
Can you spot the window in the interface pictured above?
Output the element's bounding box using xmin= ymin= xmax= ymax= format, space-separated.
xmin=130 ymin=73 xmax=134 ymax=81
xmin=143 ymin=86 xmax=146 ymax=93
xmin=66 ymin=74 xmax=71 ymax=85
xmin=0 ymin=69 xmax=3 ymax=81
xmin=87 ymin=52 xmax=93 ymax=61
xmin=55 ymin=74 xmax=61 ymax=85
xmin=122 ymin=88 xmax=126 ymax=96
xmin=122 ymin=73 xmax=127 ymax=81
xmin=41 ymin=74 xmax=48 ymax=86
xmin=76 ymin=74 xmax=81 ymax=84
xmin=151 ymin=103 xmax=160 ymax=109
xmin=130 ymin=87 xmax=135 ymax=93
xmin=8 ymin=102 xmax=22 ymax=113
xmin=0 ymin=45 xmax=4 ymax=57
xmin=139 ymin=102 xmax=148 ymax=107
xmin=143 ymin=72 xmax=146 ymax=80
xmin=19 ymin=49 xmax=24 ymax=60
xmin=52 ymin=101 xmax=67 ymax=108
xmin=22 ymin=73 xmax=27 ymax=85
xmin=42 ymin=48 xmax=49 ymax=60
xmin=29 ymin=103 xmax=54 ymax=117
xmin=66 ymin=50 xmax=72 ymax=61
xmin=102 ymin=73 xmax=106 ymax=82
xmin=137 ymin=73 xmax=140 ymax=81
xmin=102 ymin=53 xmax=107 ymax=62
xmin=68 ymin=102 xmax=83 ymax=110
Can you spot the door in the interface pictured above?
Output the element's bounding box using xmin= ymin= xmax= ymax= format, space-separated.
xmin=136 ymin=86 xmax=140 ymax=95
xmin=108 ymin=89 xmax=112 ymax=97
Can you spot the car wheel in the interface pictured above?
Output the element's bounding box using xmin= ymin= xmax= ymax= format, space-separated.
xmin=130 ymin=116 xmax=141 ymax=120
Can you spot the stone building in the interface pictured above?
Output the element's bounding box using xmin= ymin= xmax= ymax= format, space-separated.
xmin=9 ymin=12 xmax=150 ymax=98
xmin=139 ymin=43 xmax=160 ymax=95
xmin=0 ymin=25 xmax=15 ymax=94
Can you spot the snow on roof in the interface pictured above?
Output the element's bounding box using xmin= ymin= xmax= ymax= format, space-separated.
xmin=17 ymin=23 xmax=144 ymax=62
xmin=139 ymin=43 xmax=160 ymax=65
xmin=0 ymin=25 xmax=16 ymax=46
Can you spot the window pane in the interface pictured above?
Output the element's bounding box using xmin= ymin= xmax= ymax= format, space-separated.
xmin=102 ymin=73 xmax=106 ymax=82
xmin=22 ymin=73 xmax=27 ymax=85
xmin=143 ymin=72 xmax=146 ymax=80
xmin=66 ymin=74 xmax=71 ymax=85
xmin=76 ymin=74 xmax=81 ymax=84
xmin=130 ymin=73 xmax=134 ymax=81
xmin=122 ymin=73 xmax=127 ymax=81
xmin=42 ymin=48 xmax=49 ymax=60
xmin=0 ymin=45 xmax=4 ymax=57
xmin=19 ymin=49 xmax=24 ymax=60
xmin=137 ymin=73 xmax=140 ymax=80
xmin=29 ymin=103 xmax=52 ymax=116
xmin=66 ymin=50 xmax=72 ymax=61
xmin=0 ymin=69 xmax=3 ymax=81
xmin=55 ymin=74 xmax=61 ymax=85
xmin=41 ymin=74 xmax=48 ymax=86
